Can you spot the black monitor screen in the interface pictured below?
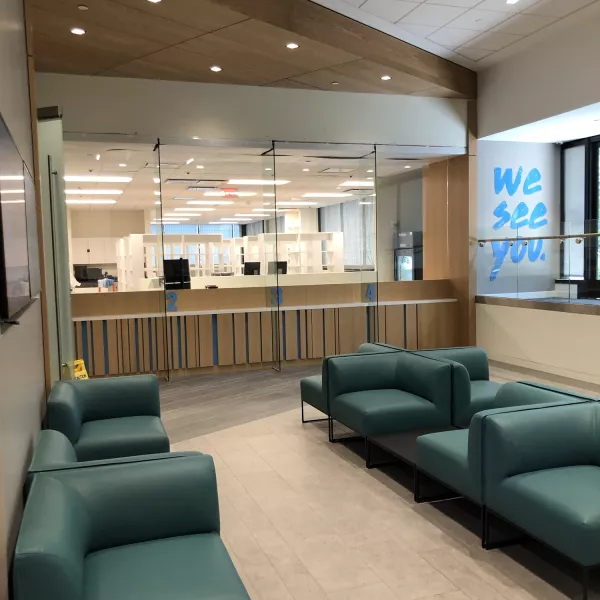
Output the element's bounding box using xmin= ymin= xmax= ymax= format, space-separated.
xmin=164 ymin=259 xmax=190 ymax=283
xmin=244 ymin=262 xmax=260 ymax=276
xmin=267 ymin=261 xmax=288 ymax=275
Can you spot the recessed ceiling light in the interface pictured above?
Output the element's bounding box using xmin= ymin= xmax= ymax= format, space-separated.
xmin=302 ymin=193 xmax=351 ymax=198
xmin=256 ymin=208 xmax=288 ymax=212
xmin=331 ymin=81 xmax=339 ymax=86
xmin=263 ymin=202 xmax=271 ymax=206
xmin=65 ymin=189 xmax=123 ymax=195
xmin=153 ymin=177 xmax=160 ymax=184
xmin=404 ymin=166 xmax=412 ymax=169
xmin=210 ymin=65 xmax=222 ymax=72
xmin=228 ymin=179 xmax=289 ymax=185
xmin=95 ymin=154 xmax=101 ymax=160
xmin=367 ymin=177 xmax=374 ymax=180
xmin=381 ymin=75 xmax=391 ymax=81
xmin=77 ymin=5 xmax=88 ymax=10
xmin=154 ymin=191 xmax=161 ymax=196
xmin=506 ymin=0 xmax=520 ymax=4
xmin=263 ymin=193 xmax=276 ymax=197
xmin=236 ymin=213 xmax=269 ymax=217
xmin=367 ymin=169 xmax=374 ymax=173
xmin=196 ymin=165 xmax=204 ymax=169
xmin=187 ymin=200 xmax=234 ymax=206
xmin=1 ymin=200 xmax=25 ymax=204
xmin=286 ymin=42 xmax=299 ymax=50
xmin=359 ymin=201 xmax=374 ymax=205
xmin=0 ymin=175 xmax=24 ymax=181
xmin=147 ymin=0 xmax=162 ymax=3
xmin=65 ymin=199 xmax=117 ymax=205
xmin=277 ymin=201 xmax=318 ymax=206
xmin=64 ymin=175 xmax=132 ymax=183
xmin=174 ymin=207 xmax=215 ymax=212
xmin=265 ymin=167 xmax=272 ymax=171
xmin=155 ymin=201 xmax=161 ymax=205
xmin=220 ymin=218 xmax=250 ymax=221
xmin=119 ymin=163 xmax=127 ymax=167
xmin=164 ymin=213 xmax=202 ymax=217
xmin=204 ymin=191 xmax=256 ymax=197
xmin=192 ymin=136 xmax=200 ymax=140
xmin=186 ymin=158 xmax=194 ymax=165
xmin=70 ymin=27 xmax=86 ymax=35
xmin=340 ymin=181 xmax=374 ymax=187
xmin=303 ymin=168 xmax=310 ymax=172
xmin=1 ymin=189 xmax=25 ymax=194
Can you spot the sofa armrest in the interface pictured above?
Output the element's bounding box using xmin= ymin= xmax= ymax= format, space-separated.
xmin=417 ymin=347 xmax=490 ymax=381
xmin=327 ymin=353 xmax=400 ymax=399
xmin=37 ymin=454 xmax=220 ymax=553
xmin=29 ymin=430 xmax=78 ymax=471
xmin=481 ymin=402 xmax=597 ymax=491
xmin=14 ymin=476 xmax=90 ymax=600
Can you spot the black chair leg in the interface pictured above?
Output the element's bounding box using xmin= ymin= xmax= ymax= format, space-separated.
xmin=365 ymin=438 xmax=372 ymax=469
xmin=582 ymin=567 xmax=589 ymax=600
xmin=414 ymin=466 xmax=421 ymax=503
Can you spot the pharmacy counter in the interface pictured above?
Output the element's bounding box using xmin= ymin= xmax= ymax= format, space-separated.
xmin=71 ymin=280 xmax=459 ymax=377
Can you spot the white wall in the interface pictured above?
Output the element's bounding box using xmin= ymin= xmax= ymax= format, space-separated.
xmin=478 ymin=5 xmax=600 ymax=138
xmin=0 ymin=0 xmax=43 ymax=595
xmin=36 ymin=74 xmax=468 ymax=148
xmin=69 ymin=209 xmax=145 ymax=238
xmin=477 ymin=303 xmax=600 ymax=386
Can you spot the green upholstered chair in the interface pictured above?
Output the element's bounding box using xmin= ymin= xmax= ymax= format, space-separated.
xmin=482 ymin=401 xmax=600 ymax=599
xmin=47 ymin=375 xmax=170 ymax=461
xmin=13 ymin=455 xmax=250 ymax=600
xmin=415 ymin=382 xmax=592 ymax=505
xmin=414 ymin=347 xmax=503 ymax=427
xmin=26 ymin=430 xmax=196 ymax=492
xmin=300 ymin=343 xmax=402 ymax=423
xmin=327 ymin=351 xmax=452 ymax=444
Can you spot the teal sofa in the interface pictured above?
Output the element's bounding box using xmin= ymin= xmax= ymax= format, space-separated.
xmin=327 ymin=351 xmax=452 ymax=452
xmin=483 ymin=401 xmax=600 ymax=599
xmin=300 ymin=343 xmax=401 ymax=425
xmin=415 ymin=382 xmax=593 ymax=506
xmin=47 ymin=375 xmax=170 ymax=461
xmin=415 ymin=347 xmax=502 ymax=427
xmin=14 ymin=455 xmax=250 ymax=600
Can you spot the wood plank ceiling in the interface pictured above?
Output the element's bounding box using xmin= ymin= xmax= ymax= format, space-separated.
xmin=28 ymin=0 xmax=476 ymax=98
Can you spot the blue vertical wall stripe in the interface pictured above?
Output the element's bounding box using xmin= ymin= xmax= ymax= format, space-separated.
xmin=231 ymin=314 xmax=236 ymax=363
xmin=134 ymin=319 xmax=141 ymax=373
xmin=282 ymin=311 xmax=287 ymax=361
xmin=366 ymin=307 xmax=371 ymax=343
xmin=148 ymin=318 xmax=154 ymax=372
xmin=89 ymin=321 xmax=96 ymax=375
xmin=212 ymin=314 xmax=218 ymax=365
xmin=81 ymin=322 xmax=89 ymax=371
xmin=296 ymin=311 xmax=301 ymax=359
xmin=102 ymin=321 xmax=109 ymax=374
xmin=177 ymin=316 xmax=183 ymax=369
xmin=245 ymin=313 xmax=250 ymax=363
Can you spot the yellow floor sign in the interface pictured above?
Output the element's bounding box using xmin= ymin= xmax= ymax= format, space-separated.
xmin=73 ymin=359 xmax=89 ymax=380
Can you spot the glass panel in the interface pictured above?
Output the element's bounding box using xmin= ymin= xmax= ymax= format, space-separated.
xmin=563 ymin=145 xmax=586 ymax=279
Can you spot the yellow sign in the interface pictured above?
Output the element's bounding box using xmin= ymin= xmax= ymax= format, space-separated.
xmin=73 ymin=359 xmax=89 ymax=380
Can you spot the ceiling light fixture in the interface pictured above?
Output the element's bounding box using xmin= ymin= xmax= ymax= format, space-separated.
xmin=404 ymin=166 xmax=412 ymax=169
xmin=340 ymin=181 xmax=374 ymax=187
xmin=186 ymin=158 xmax=195 ymax=165
xmin=154 ymin=191 xmax=161 ymax=196
xmin=196 ymin=165 xmax=204 ymax=169
xmin=210 ymin=65 xmax=222 ymax=72
xmin=255 ymin=208 xmax=288 ymax=213
xmin=506 ymin=0 xmax=520 ymax=4
xmin=187 ymin=200 xmax=234 ymax=206
xmin=65 ymin=199 xmax=117 ymax=205
xmin=303 ymin=192 xmax=351 ymax=198
xmin=228 ymin=179 xmax=290 ymax=185
xmin=1 ymin=199 xmax=25 ymax=204
xmin=220 ymin=218 xmax=250 ymax=221
xmin=70 ymin=27 xmax=86 ymax=35
xmin=235 ymin=213 xmax=269 ymax=217
xmin=303 ymin=168 xmax=310 ymax=172
xmin=65 ymin=189 xmax=123 ymax=195
xmin=78 ymin=5 xmax=88 ymax=10
xmin=64 ymin=175 xmax=132 ymax=183
xmin=263 ymin=193 xmax=276 ymax=197
xmin=367 ymin=169 xmax=374 ymax=173
xmin=381 ymin=75 xmax=391 ymax=81
xmin=204 ymin=191 xmax=256 ymax=197
xmin=265 ymin=167 xmax=272 ymax=171
xmin=263 ymin=202 xmax=271 ymax=206
xmin=164 ymin=213 xmax=202 ymax=217
xmin=277 ymin=201 xmax=318 ymax=206
xmin=1 ymin=189 xmax=25 ymax=194
xmin=153 ymin=177 xmax=160 ymax=184
xmin=192 ymin=136 xmax=200 ymax=140
xmin=119 ymin=163 xmax=127 ymax=167
xmin=147 ymin=0 xmax=162 ymax=3
xmin=0 ymin=175 xmax=24 ymax=181
xmin=155 ymin=201 xmax=161 ymax=205
xmin=286 ymin=42 xmax=299 ymax=49
xmin=359 ymin=201 xmax=374 ymax=205
xmin=331 ymin=81 xmax=339 ymax=86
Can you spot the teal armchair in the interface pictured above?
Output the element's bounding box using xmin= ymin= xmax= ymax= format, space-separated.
xmin=415 ymin=382 xmax=592 ymax=505
xmin=47 ymin=375 xmax=170 ymax=461
xmin=14 ymin=455 xmax=250 ymax=600
xmin=415 ymin=347 xmax=502 ymax=427
xmin=300 ymin=343 xmax=402 ymax=425
xmin=327 ymin=351 xmax=452 ymax=445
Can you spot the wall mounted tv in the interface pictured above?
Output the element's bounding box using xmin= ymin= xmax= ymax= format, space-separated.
xmin=0 ymin=115 xmax=33 ymax=319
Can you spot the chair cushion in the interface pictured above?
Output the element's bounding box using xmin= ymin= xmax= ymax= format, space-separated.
xmin=415 ymin=430 xmax=477 ymax=502
xmin=300 ymin=375 xmax=326 ymax=414
xmin=84 ymin=533 xmax=250 ymax=600
xmin=332 ymin=389 xmax=448 ymax=437
xmin=75 ymin=416 xmax=170 ymax=461
xmin=491 ymin=466 xmax=600 ymax=567
xmin=460 ymin=381 xmax=503 ymax=427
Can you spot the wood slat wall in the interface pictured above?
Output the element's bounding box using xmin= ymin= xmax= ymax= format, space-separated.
xmin=75 ymin=302 xmax=458 ymax=377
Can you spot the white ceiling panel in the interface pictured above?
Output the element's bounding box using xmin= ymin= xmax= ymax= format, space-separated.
xmin=361 ymin=0 xmax=420 ymax=23
xmin=312 ymin=0 xmax=600 ymax=67
xmin=400 ymin=4 xmax=468 ymax=27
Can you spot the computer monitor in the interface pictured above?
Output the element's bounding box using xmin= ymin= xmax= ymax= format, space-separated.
xmin=164 ymin=258 xmax=191 ymax=290
xmin=267 ymin=261 xmax=288 ymax=275
xmin=244 ymin=262 xmax=261 ymax=276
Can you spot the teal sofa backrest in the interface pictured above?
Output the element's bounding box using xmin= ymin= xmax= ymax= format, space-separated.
xmin=416 ymin=347 xmax=490 ymax=381
xmin=482 ymin=401 xmax=600 ymax=487
xmin=47 ymin=375 xmax=161 ymax=443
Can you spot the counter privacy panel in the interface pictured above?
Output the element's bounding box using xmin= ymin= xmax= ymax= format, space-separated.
xmin=73 ymin=302 xmax=458 ymax=377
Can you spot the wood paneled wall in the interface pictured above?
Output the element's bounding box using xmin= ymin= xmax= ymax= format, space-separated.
xmin=74 ymin=301 xmax=458 ymax=377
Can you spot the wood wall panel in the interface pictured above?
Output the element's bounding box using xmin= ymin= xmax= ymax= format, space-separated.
xmin=299 ymin=310 xmax=308 ymax=360
xmin=423 ymin=161 xmax=449 ymax=281
xmin=233 ymin=313 xmax=247 ymax=365
xmin=417 ymin=303 xmax=458 ymax=349
xmin=185 ymin=316 xmax=198 ymax=369
xmin=405 ymin=305 xmax=418 ymax=349
xmin=385 ymin=305 xmax=405 ymax=348
xmin=284 ymin=310 xmax=299 ymax=361
xmin=217 ymin=314 xmax=234 ymax=366
xmin=198 ymin=315 xmax=214 ymax=367
xmin=247 ymin=313 xmax=262 ymax=363
xmin=324 ymin=309 xmax=336 ymax=356
xmin=309 ymin=309 xmax=324 ymax=358
xmin=260 ymin=312 xmax=274 ymax=363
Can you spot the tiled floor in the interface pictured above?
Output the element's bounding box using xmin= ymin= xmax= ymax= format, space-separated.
xmin=168 ymin=364 xmax=600 ymax=600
